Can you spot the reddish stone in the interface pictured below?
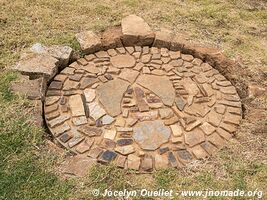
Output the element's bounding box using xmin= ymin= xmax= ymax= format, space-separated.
xmin=100 ymin=26 xmax=123 ymax=50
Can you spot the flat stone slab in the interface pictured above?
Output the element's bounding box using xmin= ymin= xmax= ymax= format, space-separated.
xmin=97 ymin=79 xmax=130 ymax=116
xmin=136 ymin=74 xmax=175 ymax=106
xmin=110 ymin=54 xmax=136 ymax=69
xmin=69 ymin=94 xmax=85 ymax=117
xmin=133 ymin=120 xmax=171 ymax=150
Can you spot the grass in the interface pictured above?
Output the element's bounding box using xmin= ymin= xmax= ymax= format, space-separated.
xmin=0 ymin=82 xmax=74 ymax=199
xmin=0 ymin=0 xmax=267 ymax=199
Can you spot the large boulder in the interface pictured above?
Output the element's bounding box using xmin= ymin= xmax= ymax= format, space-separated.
xmin=121 ymin=15 xmax=155 ymax=46
xmin=14 ymin=53 xmax=59 ymax=81
xmin=45 ymin=45 xmax=73 ymax=69
xmin=31 ymin=43 xmax=74 ymax=69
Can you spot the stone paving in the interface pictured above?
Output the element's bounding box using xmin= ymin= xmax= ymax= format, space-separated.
xmin=44 ymin=46 xmax=242 ymax=172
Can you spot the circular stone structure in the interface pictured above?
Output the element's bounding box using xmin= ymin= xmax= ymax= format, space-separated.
xmin=44 ymin=46 xmax=242 ymax=172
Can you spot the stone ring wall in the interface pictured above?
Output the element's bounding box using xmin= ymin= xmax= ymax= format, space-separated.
xmin=14 ymin=15 xmax=243 ymax=172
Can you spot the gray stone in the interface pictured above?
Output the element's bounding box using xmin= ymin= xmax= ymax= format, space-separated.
xmin=88 ymin=102 xmax=106 ymax=121
xmin=97 ymin=79 xmax=130 ymax=116
xmin=101 ymin=115 xmax=115 ymax=125
xmin=46 ymin=45 xmax=73 ymax=68
xmin=30 ymin=43 xmax=46 ymax=54
xmin=175 ymin=96 xmax=186 ymax=111
xmin=14 ymin=53 xmax=59 ymax=81
xmin=133 ymin=120 xmax=171 ymax=150
xmin=98 ymin=150 xmax=117 ymax=163
xmin=117 ymin=139 xmax=133 ymax=146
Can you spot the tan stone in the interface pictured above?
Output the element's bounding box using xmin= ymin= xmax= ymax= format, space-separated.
xmin=207 ymin=133 xmax=226 ymax=148
xmin=191 ymin=145 xmax=209 ymax=159
xmin=171 ymin=137 xmax=183 ymax=144
xmin=200 ymin=141 xmax=217 ymax=155
xmin=164 ymin=115 xmax=179 ymax=126
xmin=200 ymin=122 xmax=216 ymax=135
xmin=159 ymin=108 xmax=174 ymax=119
xmin=133 ymin=110 xmax=158 ymax=121
xmin=114 ymin=117 xmax=126 ymax=127
xmin=207 ymin=110 xmax=223 ymax=126
xmin=140 ymin=156 xmax=153 ymax=172
xmin=103 ymin=129 xmax=117 ymax=140
xmin=115 ymin=155 xmax=127 ymax=168
xmin=154 ymin=154 xmax=169 ymax=170
xmin=223 ymin=113 xmax=241 ymax=125
xmin=110 ymin=54 xmax=136 ymax=68
xmin=62 ymin=155 xmax=95 ymax=177
xmin=185 ymin=120 xmax=202 ymax=131
xmin=119 ymin=69 xmax=140 ymax=83
xmin=75 ymin=31 xmax=101 ymax=54
xmin=127 ymin=154 xmax=141 ymax=170
xmin=185 ymin=128 xmax=205 ymax=147
xmin=76 ymin=139 xmax=94 ymax=154
xmin=68 ymin=94 xmax=85 ymax=117
xmin=83 ymin=63 xmax=100 ymax=74
xmin=48 ymin=115 xmax=70 ymax=128
xmin=170 ymin=124 xmax=183 ymax=137
xmin=45 ymin=96 xmax=60 ymax=106
xmin=216 ymin=127 xmax=232 ymax=140
xmin=83 ymin=88 xmax=96 ymax=102
xmin=121 ymin=15 xmax=154 ymax=46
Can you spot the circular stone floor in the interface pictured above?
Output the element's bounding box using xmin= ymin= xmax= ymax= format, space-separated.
xmin=44 ymin=46 xmax=242 ymax=172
